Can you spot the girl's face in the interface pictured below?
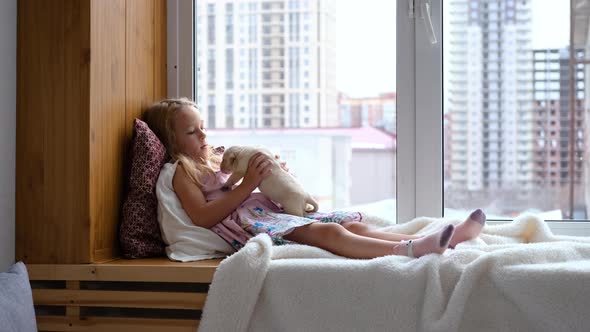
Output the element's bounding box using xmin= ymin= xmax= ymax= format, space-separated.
xmin=173 ymin=106 xmax=209 ymax=162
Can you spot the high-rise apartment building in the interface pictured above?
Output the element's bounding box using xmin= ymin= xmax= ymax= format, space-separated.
xmin=195 ymin=0 xmax=338 ymax=129
xmin=532 ymin=48 xmax=585 ymax=211
xmin=445 ymin=0 xmax=533 ymax=208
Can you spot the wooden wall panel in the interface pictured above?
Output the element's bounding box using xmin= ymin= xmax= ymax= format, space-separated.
xmin=16 ymin=0 xmax=48 ymax=263
xmin=60 ymin=0 xmax=92 ymax=263
xmin=91 ymin=0 xmax=168 ymax=262
xmin=38 ymin=1 xmax=65 ymax=263
xmin=16 ymin=0 xmax=91 ymax=264
xmin=126 ymin=0 xmax=156 ymax=141
xmin=17 ymin=0 xmax=167 ymax=264
xmin=89 ymin=0 xmax=127 ymax=262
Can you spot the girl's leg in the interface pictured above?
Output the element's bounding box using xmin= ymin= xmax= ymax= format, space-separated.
xmin=341 ymin=209 xmax=486 ymax=249
xmin=283 ymin=222 xmax=454 ymax=259
xmin=340 ymin=222 xmax=422 ymax=242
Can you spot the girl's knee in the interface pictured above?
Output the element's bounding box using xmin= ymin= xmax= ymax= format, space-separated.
xmin=285 ymin=222 xmax=342 ymax=243
xmin=285 ymin=222 xmax=348 ymax=245
xmin=342 ymin=222 xmax=369 ymax=234
xmin=320 ymin=223 xmax=348 ymax=242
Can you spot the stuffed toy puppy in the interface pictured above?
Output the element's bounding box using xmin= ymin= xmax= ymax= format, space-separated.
xmin=220 ymin=145 xmax=319 ymax=217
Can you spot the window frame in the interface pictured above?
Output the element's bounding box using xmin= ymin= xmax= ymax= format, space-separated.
xmin=403 ymin=0 xmax=444 ymax=221
xmin=168 ymin=0 xmax=590 ymax=235
xmin=397 ymin=0 xmax=444 ymax=223
xmin=167 ymin=0 xmax=194 ymax=99
xmin=428 ymin=0 xmax=590 ymax=235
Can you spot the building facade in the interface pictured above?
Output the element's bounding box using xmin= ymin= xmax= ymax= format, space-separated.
xmin=195 ymin=0 xmax=338 ymax=129
xmin=206 ymin=127 xmax=396 ymax=210
xmin=445 ymin=0 xmax=533 ymax=213
xmin=532 ymin=48 xmax=585 ymax=213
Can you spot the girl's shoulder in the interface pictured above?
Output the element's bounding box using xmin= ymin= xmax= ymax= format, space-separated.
xmin=170 ymin=161 xmax=221 ymax=191
xmin=170 ymin=161 xmax=196 ymax=190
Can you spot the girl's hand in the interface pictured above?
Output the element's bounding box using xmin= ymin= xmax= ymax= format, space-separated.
xmin=274 ymin=154 xmax=289 ymax=172
xmin=241 ymin=152 xmax=273 ymax=191
xmin=213 ymin=146 xmax=225 ymax=155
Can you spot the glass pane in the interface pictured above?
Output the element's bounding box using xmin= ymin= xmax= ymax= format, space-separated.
xmin=443 ymin=0 xmax=588 ymax=220
xmin=195 ymin=0 xmax=397 ymax=221
xmin=574 ymin=0 xmax=590 ymax=219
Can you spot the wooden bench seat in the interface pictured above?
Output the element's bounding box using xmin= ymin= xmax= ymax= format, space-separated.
xmin=27 ymin=258 xmax=223 ymax=332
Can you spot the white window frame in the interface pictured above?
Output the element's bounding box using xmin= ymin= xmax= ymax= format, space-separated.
xmin=168 ymin=0 xmax=590 ymax=235
xmin=397 ymin=0 xmax=443 ymax=223
xmin=412 ymin=0 xmax=590 ymax=236
xmin=168 ymin=0 xmax=194 ymax=99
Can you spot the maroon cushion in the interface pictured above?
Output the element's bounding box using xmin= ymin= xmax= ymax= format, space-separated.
xmin=119 ymin=119 xmax=168 ymax=258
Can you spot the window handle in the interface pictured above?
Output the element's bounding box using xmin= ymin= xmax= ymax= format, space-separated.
xmin=409 ymin=0 xmax=438 ymax=45
xmin=420 ymin=1 xmax=438 ymax=44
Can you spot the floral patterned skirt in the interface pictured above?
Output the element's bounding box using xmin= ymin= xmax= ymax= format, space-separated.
xmin=234 ymin=193 xmax=363 ymax=246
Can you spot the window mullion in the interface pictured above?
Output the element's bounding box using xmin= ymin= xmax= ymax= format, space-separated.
xmin=396 ymin=0 xmax=417 ymax=223
xmin=398 ymin=0 xmax=443 ymax=222
xmin=415 ymin=0 xmax=443 ymax=218
xmin=168 ymin=0 xmax=194 ymax=99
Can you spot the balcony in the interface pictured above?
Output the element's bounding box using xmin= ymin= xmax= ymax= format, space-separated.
xmin=262 ymin=50 xmax=285 ymax=59
xmin=262 ymin=26 xmax=284 ymax=35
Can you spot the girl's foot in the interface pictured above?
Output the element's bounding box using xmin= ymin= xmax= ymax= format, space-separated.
xmin=449 ymin=209 xmax=486 ymax=248
xmin=393 ymin=224 xmax=454 ymax=258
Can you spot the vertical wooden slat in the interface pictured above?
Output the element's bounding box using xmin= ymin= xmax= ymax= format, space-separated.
xmin=126 ymin=0 xmax=156 ymax=141
xmin=44 ymin=0 xmax=67 ymax=262
xmin=15 ymin=0 xmax=36 ymax=264
xmin=17 ymin=0 xmax=57 ymax=263
xmin=89 ymin=0 xmax=127 ymax=262
xmin=64 ymin=0 xmax=92 ymax=263
xmin=16 ymin=0 xmax=91 ymax=264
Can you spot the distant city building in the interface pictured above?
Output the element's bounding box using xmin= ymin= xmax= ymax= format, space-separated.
xmin=207 ymin=127 xmax=396 ymax=209
xmin=338 ymin=92 xmax=396 ymax=133
xmin=195 ymin=0 xmax=338 ymax=129
xmin=445 ymin=0 xmax=533 ymax=211
xmin=532 ymin=48 xmax=585 ymax=213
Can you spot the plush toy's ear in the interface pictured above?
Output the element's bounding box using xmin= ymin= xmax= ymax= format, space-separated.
xmin=224 ymin=149 xmax=238 ymax=169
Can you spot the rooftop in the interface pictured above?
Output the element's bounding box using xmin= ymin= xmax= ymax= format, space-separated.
xmin=208 ymin=126 xmax=397 ymax=150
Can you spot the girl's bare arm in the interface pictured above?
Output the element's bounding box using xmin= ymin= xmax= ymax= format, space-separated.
xmin=173 ymin=153 xmax=272 ymax=229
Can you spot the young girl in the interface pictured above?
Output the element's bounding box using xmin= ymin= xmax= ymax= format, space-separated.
xmin=146 ymin=98 xmax=486 ymax=261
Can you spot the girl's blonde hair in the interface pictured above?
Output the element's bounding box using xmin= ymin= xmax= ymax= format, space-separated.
xmin=144 ymin=98 xmax=221 ymax=187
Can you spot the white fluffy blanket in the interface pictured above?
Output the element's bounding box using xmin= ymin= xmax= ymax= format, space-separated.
xmin=199 ymin=214 xmax=590 ymax=332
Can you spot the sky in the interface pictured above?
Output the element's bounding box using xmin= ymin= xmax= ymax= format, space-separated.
xmin=335 ymin=0 xmax=571 ymax=98
xmin=335 ymin=0 xmax=396 ymax=98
